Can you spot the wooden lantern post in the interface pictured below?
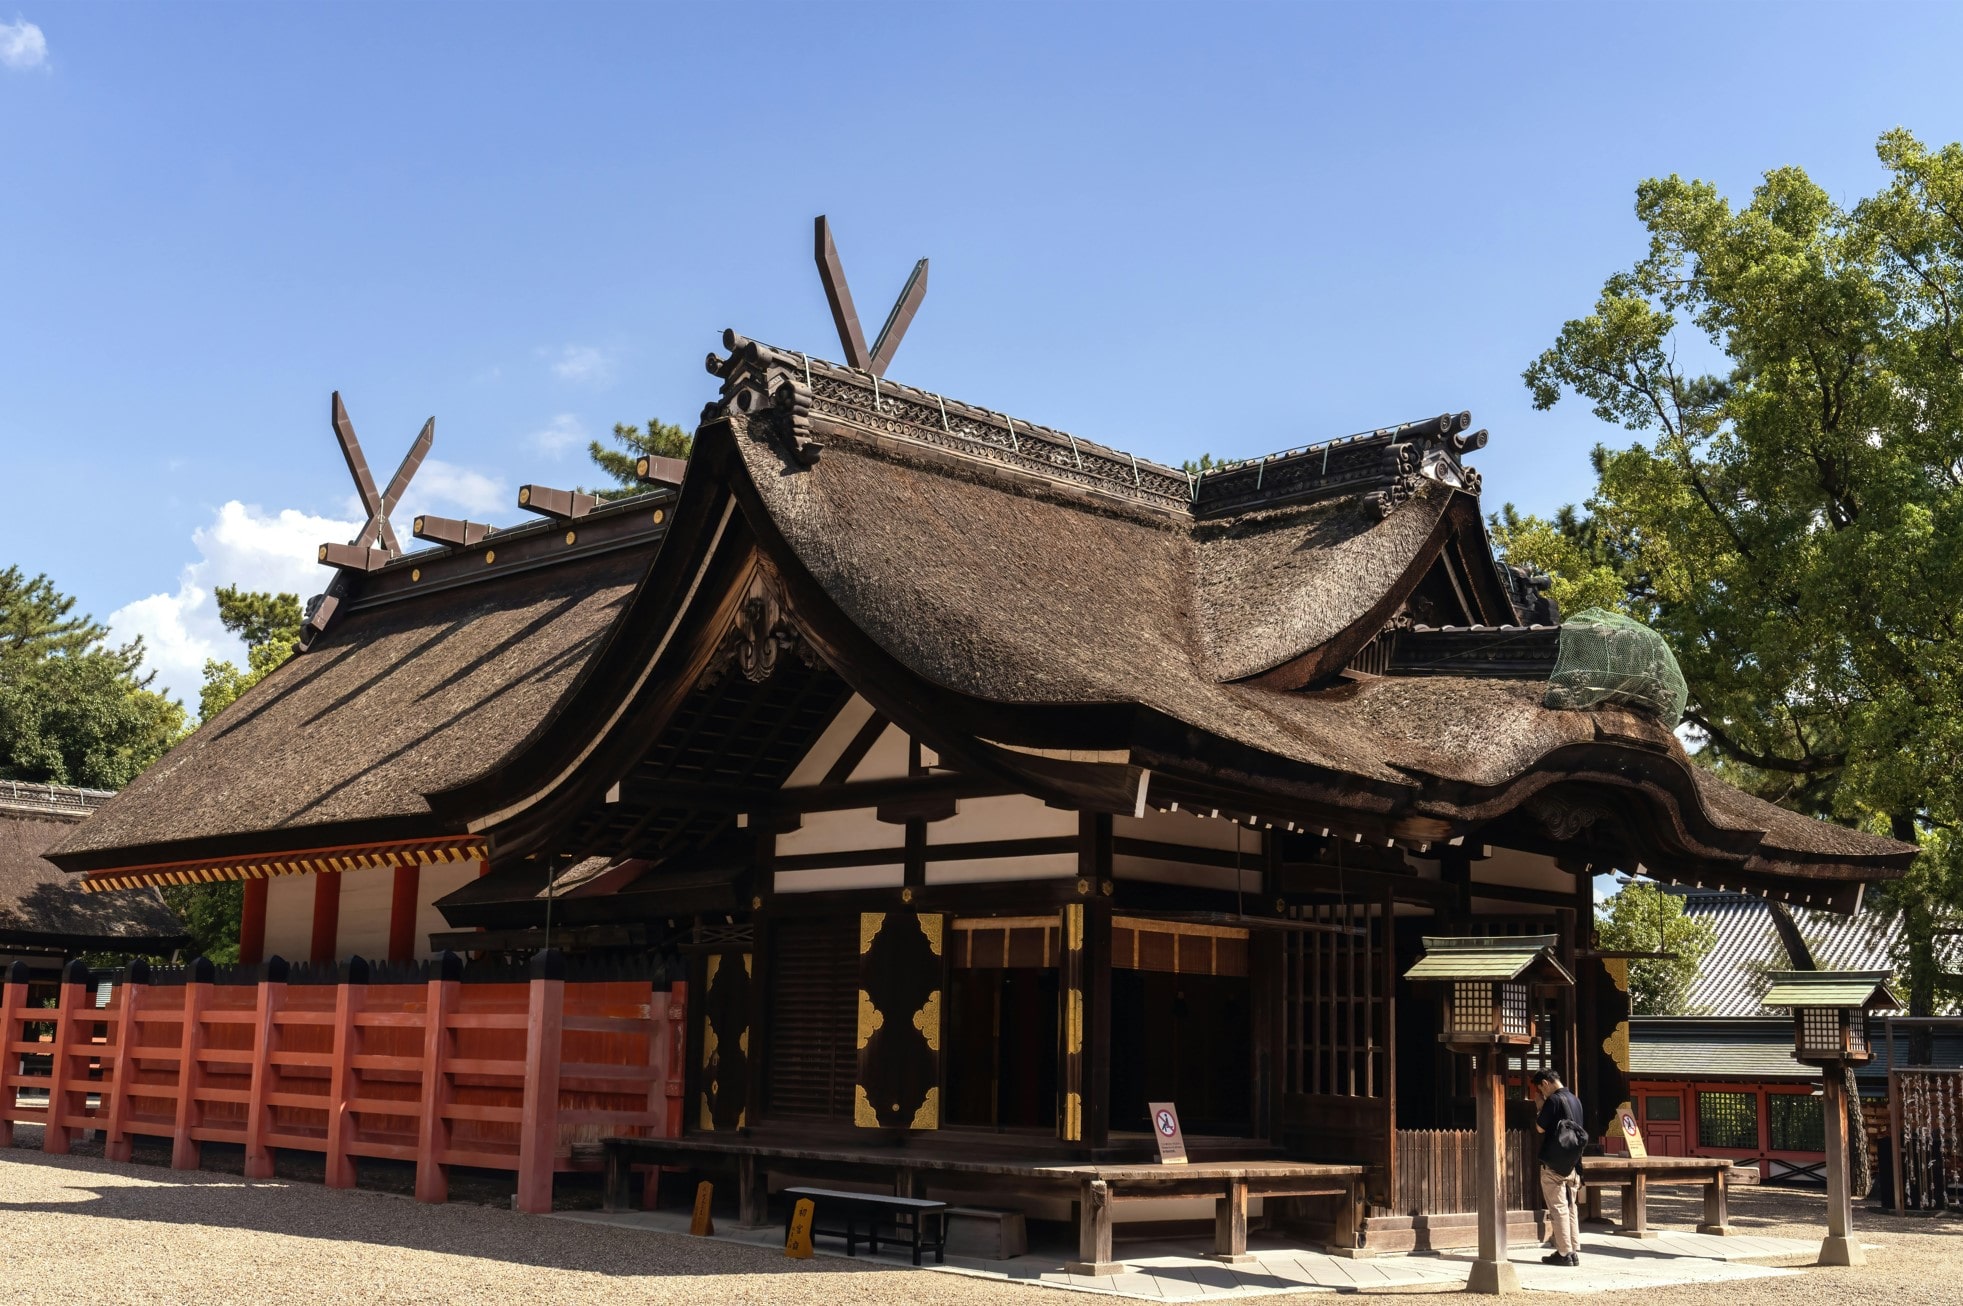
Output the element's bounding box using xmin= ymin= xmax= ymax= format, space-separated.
xmin=1404 ymin=935 xmax=1574 ymax=1295
xmin=1762 ymin=970 xmax=1900 ymax=1267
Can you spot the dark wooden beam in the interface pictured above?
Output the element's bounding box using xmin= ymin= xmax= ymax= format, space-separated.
xmin=518 ymin=484 xmax=598 ymax=521
xmin=814 ymin=215 xmax=871 ymax=370
xmin=617 ymin=772 xmax=1012 ymax=817
xmin=775 ymin=834 xmax=1079 ymax=874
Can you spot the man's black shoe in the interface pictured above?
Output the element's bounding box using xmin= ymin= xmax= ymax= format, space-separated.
xmin=1542 ymin=1253 xmax=1568 ymax=1265
xmin=1565 ymin=1254 xmax=1581 ymax=1267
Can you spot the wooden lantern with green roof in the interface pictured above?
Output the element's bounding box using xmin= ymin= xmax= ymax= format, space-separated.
xmin=1762 ymin=970 xmax=1899 ymax=1067
xmin=1405 ymin=934 xmax=1575 ymax=1052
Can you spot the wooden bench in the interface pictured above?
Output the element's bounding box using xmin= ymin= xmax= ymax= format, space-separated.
xmin=1578 ymin=1156 xmax=1736 ymax=1237
xmin=782 ymin=1185 xmax=948 ymax=1266
xmin=598 ymin=1135 xmax=1363 ymax=1275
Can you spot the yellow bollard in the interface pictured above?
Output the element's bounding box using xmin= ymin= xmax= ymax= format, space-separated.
xmin=689 ymin=1180 xmax=715 ymax=1236
xmin=785 ymin=1197 xmax=816 ymax=1259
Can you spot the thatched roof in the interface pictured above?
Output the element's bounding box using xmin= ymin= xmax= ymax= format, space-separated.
xmin=50 ymin=331 xmax=1914 ymax=899
xmin=1 ymin=790 xmax=186 ymax=951
xmin=53 ymin=507 xmax=666 ymax=873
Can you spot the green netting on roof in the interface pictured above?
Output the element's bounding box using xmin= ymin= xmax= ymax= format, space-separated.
xmin=1543 ymin=608 xmax=1687 ymax=727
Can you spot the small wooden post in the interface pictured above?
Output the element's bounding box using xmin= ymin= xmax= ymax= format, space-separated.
xmin=242 ymin=958 xmax=288 ymax=1179
xmin=739 ymin=1153 xmax=768 ymax=1227
xmin=1467 ymin=1049 xmax=1519 ymax=1294
xmin=325 ymin=964 xmax=363 ymax=1189
xmin=1210 ymin=1179 xmax=1252 ymax=1264
xmin=0 ymin=962 xmax=30 ymax=1146
xmin=689 ymin=1179 xmax=715 ymax=1236
xmin=41 ymin=960 xmax=89 ymax=1156
xmin=414 ymin=952 xmax=460 ymax=1203
xmin=1065 ymin=1177 xmax=1119 ymax=1276
xmin=103 ymin=960 xmax=145 ymax=1162
xmin=171 ymin=959 xmax=213 ymax=1170
xmin=1820 ymin=1071 xmax=1863 ymax=1265
xmin=515 ymin=949 xmax=565 ymax=1214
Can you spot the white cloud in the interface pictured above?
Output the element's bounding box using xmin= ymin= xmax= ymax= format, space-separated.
xmin=110 ymin=502 xmax=358 ymax=708
xmin=528 ymin=414 xmax=585 ymax=458
xmin=0 ymin=19 xmax=47 ymax=70
xmin=401 ymin=457 xmax=507 ymax=519
xmin=545 ymin=344 xmax=614 ymax=385
xmin=110 ymin=461 xmax=510 ymax=706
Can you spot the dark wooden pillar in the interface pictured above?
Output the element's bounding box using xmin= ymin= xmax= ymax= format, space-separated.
xmin=1440 ymin=845 xmax=1474 ymax=920
xmin=1062 ymin=813 xmax=1113 ymax=1150
xmin=388 ymin=863 xmax=421 ymax=964
xmin=1468 ymin=1048 xmax=1519 ymax=1293
xmin=309 ymin=872 xmax=340 ymax=966
xmin=239 ymin=877 xmax=268 ymax=966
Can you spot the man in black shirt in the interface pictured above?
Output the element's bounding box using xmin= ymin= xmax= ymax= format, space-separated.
xmin=1531 ymin=1069 xmax=1585 ymax=1266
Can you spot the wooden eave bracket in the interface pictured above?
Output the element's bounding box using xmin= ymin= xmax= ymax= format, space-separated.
xmin=517 ymin=484 xmax=598 ymax=521
xmin=635 ymin=454 xmax=688 ymax=489
xmin=413 ymin=514 xmax=491 ymax=547
xmin=317 ymin=542 xmax=394 ymax=573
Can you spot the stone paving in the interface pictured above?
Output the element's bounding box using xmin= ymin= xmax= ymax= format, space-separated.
xmin=551 ymin=1205 xmax=1820 ymax=1299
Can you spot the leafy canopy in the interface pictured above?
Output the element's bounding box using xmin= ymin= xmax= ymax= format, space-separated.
xmin=1596 ymin=883 xmax=1718 ymax=1015
xmin=198 ymin=587 xmax=303 ymax=723
xmin=0 ymin=566 xmax=183 ymax=788
xmin=586 ymin=418 xmax=692 ymax=500
xmin=1520 ymin=130 xmax=1963 ymax=1017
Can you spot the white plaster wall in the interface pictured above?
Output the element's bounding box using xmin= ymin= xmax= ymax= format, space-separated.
xmin=776 ymin=806 xmax=902 ymax=858
xmin=334 ymin=868 xmax=394 ymax=962
xmin=1112 ymin=855 xmax=1259 ymax=893
xmin=923 ymin=853 xmax=1077 ymax=885
xmin=774 ymin=865 xmax=905 ymax=893
xmin=415 ymin=861 xmax=482 ymax=958
xmin=782 ymin=695 xmax=877 ymax=787
xmin=848 ymin=723 xmax=912 ymax=781
xmin=927 ymin=793 xmax=1077 ymax=845
xmin=1117 ymin=807 xmax=1254 ymax=852
xmin=262 ymin=874 xmax=315 ymax=962
xmin=1473 ymin=846 xmax=1575 ymax=895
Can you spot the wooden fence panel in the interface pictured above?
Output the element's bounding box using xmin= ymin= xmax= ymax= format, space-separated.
xmin=0 ymin=955 xmax=685 ymax=1215
xmin=1392 ymin=1127 xmax=1538 ymax=1215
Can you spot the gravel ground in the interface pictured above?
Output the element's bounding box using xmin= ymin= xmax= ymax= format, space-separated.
xmin=3 ymin=1133 xmax=1960 ymax=1304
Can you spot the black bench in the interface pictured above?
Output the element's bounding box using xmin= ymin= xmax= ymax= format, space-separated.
xmin=783 ymin=1185 xmax=948 ymax=1266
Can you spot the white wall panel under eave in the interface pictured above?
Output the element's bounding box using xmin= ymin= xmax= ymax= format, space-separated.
xmin=263 ymin=873 xmax=314 ymax=962
xmin=782 ymin=694 xmax=878 ymax=788
xmin=776 ymin=806 xmax=903 ymax=858
xmin=415 ymin=861 xmax=483 ymax=958
xmin=848 ymin=723 xmax=913 ymax=782
xmin=1116 ymin=807 xmax=1255 ymax=852
xmin=1113 ymin=855 xmax=1260 ymax=893
xmin=923 ymin=854 xmax=1078 ymax=885
xmin=336 ymin=868 xmax=394 ymax=961
xmin=926 ymin=794 xmax=1078 ymax=845
xmin=1473 ymin=846 xmax=1574 ymax=895
xmin=774 ymin=865 xmax=906 ymax=894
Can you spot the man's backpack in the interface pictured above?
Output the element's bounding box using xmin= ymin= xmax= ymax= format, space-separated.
xmin=1545 ymin=1117 xmax=1588 ymax=1177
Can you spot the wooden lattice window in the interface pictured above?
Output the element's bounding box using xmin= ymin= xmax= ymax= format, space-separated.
xmin=1769 ymin=1093 xmax=1825 ymax=1153
xmin=1697 ymin=1090 xmax=1759 ymax=1150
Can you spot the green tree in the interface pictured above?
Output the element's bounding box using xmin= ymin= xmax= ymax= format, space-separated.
xmin=1180 ymin=453 xmax=1220 ymax=476
xmin=586 ymin=418 xmax=692 ymax=499
xmin=0 ymin=566 xmax=184 ymax=788
xmin=174 ymin=586 xmax=301 ymax=963
xmin=1487 ymin=501 xmax=1627 ymax=615
xmin=1525 ymin=130 xmax=1963 ymax=1028
xmin=197 ymin=587 xmax=303 ymax=722
xmin=1596 ymin=883 xmax=1718 ymax=1014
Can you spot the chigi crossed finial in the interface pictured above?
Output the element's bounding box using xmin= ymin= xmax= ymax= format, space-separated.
xmin=813 ymin=215 xmax=927 ymax=376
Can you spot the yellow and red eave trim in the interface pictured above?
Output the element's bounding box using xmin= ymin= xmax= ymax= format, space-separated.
xmin=78 ymin=836 xmax=488 ymax=893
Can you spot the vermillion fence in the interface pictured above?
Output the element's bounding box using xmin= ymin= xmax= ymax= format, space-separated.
xmin=0 ymin=952 xmax=686 ymax=1213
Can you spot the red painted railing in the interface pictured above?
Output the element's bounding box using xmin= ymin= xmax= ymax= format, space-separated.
xmin=1 ymin=954 xmax=686 ymax=1213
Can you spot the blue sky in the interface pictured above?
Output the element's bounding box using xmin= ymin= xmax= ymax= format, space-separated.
xmin=3 ymin=1 xmax=1961 ymax=707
